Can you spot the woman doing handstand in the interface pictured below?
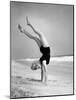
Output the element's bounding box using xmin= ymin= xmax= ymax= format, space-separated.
xmin=18 ymin=16 xmax=50 ymax=83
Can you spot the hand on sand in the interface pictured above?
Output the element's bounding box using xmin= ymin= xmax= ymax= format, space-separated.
xmin=18 ymin=24 xmax=24 ymax=33
xmin=26 ymin=16 xmax=31 ymax=26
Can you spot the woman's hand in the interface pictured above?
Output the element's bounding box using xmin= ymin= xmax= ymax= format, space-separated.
xmin=18 ymin=24 xmax=24 ymax=33
xmin=26 ymin=16 xmax=31 ymax=26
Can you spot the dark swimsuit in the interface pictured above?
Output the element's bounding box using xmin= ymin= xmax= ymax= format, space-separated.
xmin=39 ymin=46 xmax=50 ymax=65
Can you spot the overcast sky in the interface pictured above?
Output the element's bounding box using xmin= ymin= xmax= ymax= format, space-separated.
xmin=10 ymin=2 xmax=73 ymax=60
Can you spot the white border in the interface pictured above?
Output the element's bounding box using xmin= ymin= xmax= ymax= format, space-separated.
xmin=0 ymin=0 xmax=75 ymax=100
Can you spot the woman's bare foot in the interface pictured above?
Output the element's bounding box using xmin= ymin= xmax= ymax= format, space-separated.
xmin=18 ymin=24 xmax=24 ymax=33
xmin=26 ymin=16 xmax=31 ymax=26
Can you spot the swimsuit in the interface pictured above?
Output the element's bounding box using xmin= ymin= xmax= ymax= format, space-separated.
xmin=39 ymin=46 xmax=50 ymax=65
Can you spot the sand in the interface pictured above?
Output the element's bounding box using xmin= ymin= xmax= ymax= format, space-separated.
xmin=10 ymin=57 xmax=73 ymax=98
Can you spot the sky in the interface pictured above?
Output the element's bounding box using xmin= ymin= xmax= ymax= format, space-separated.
xmin=10 ymin=2 xmax=73 ymax=60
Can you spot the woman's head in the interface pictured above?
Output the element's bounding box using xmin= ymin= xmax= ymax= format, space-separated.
xmin=31 ymin=62 xmax=41 ymax=70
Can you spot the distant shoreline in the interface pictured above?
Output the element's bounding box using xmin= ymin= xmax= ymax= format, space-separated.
xmin=11 ymin=56 xmax=73 ymax=63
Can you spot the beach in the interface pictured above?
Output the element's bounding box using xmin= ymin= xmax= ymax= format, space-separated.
xmin=10 ymin=56 xmax=73 ymax=98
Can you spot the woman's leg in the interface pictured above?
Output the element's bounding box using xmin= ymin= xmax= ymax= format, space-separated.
xmin=26 ymin=18 xmax=49 ymax=47
xmin=26 ymin=16 xmax=41 ymax=38
xmin=29 ymin=25 xmax=49 ymax=47
xmin=18 ymin=24 xmax=42 ymax=47
xmin=18 ymin=24 xmax=35 ymax=39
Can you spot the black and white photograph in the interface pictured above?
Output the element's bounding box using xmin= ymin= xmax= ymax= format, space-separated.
xmin=10 ymin=1 xmax=74 ymax=99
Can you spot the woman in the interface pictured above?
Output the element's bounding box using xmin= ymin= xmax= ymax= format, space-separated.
xmin=18 ymin=16 xmax=50 ymax=83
